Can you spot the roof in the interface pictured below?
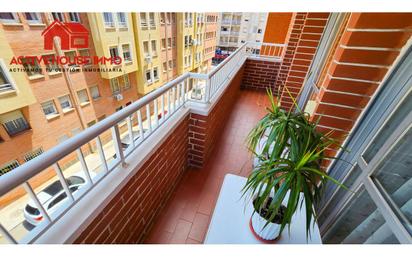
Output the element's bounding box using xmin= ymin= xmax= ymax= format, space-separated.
xmin=41 ymin=20 xmax=89 ymax=36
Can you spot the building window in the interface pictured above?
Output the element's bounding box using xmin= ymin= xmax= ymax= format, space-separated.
xmin=109 ymin=46 xmax=119 ymax=59
xmin=166 ymin=13 xmax=171 ymax=24
xmin=160 ymin=13 xmax=165 ymax=24
xmin=143 ymin=41 xmax=149 ymax=56
xmin=23 ymin=148 xmax=44 ymax=162
xmin=163 ymin=62 xmax=167 ymax=72
xmin=0 ymin=110 xmax=30 ymax=136
xmin=87 ymin=120 xmax=96 ymax=128
xmin=77 ymin=89 xmax=90 ymax=104
xmin=110 ymin=78 xmax=120 ymax=94
xmin=24 ymin=13 xmax=42 ymax=24
xmin=117 ymin=13 xmax=127 ymax=28
xmin=89 ymin=85 xmax=100 ymax=100
xmin=153 ymin=67 xmax=159 ymax=81
xmin=41 ymin=100 xmax=59 ymax=118
xmin=145 ymin=70 xmax=152 ymax=84
xmin=151 ymin=40 xmax=157 ymax=56
xmin=121 ymin=74 xmax=130 ymax=89
xmin=58 ymin=95 xmax=73 ymax=111
xmin=168 ymin=60 xmax=172 ymax=70
xmin=52 ymin=12 xmax=65 ymax=22
xmin=140 ymin=13 xmax=147 ymax=27
xmin=0 ymin=13 xmax=20 ymax=23
xmin=21 ymin=58 xmax=42 ymax=77
xmin=161 ymin=38 xmax=166 ymax=50
xmin=43 ymin=54 xmax=59 ymax=73
xmin=0 ymin=160 xmax=19 ymax=176
xmin=167 ymin=38 xmax=172 ymax=48
xmin=122 ymin=44 xmax=132 ymax=62
xmin=69 ymin=13 xmax=80 ymax=22
xmin=0 ymin=62 xmax=14 ymax=92
xmin=172 ymin=13 xmax=176 ymax=23
xmin=64 ymin=51 xmax=78 ymax=67
xmin=149 ymin=13 xmax=155 ymax=28
xmin=185 ymin=36 xmax=189 ymax=48
xmin=173 ymin=59 xmax=176 ymax=68
xmin=172 ymin=37 xmax=176 ymax=47
xmin=257 ymin=29 xmax=262 ymax=34
xmin=78 ymin=49 xmax=92 ymax=65
xmin=103 ymin=13 xmax=114 ymax=27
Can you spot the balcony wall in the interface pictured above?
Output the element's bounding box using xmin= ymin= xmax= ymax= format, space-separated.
xmin=73 ymin=63 xmax=246 ymax=243
xmin=241 ymin=59 xmax=281 ymax=93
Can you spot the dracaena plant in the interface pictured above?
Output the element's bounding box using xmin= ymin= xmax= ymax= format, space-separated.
xmin=242 ymin=88 xmax=348 ymax=238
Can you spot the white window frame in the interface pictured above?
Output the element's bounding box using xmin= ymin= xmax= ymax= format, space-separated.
xmin=123 ymin=74 xmax=130 ymax=89
xmin=145 ymin=70 xmax=152 ymax=84
xmin=77 ymin=89 xmax=90 ymax=105
xmin=117 ymin=13 xmax=128 ymax=28
xmin=69 ymin=12 xmax=81 ymax=23
xmin=103 ymin=13 xmax=114 ymax=28
xmin=0 ymin=59 xmax=16 ymax=93
xmin=24 ymin=13 xmax=42 ymax=24
xmin=41 ymin=100 xmax=59 ymax=118
xmin=89 ymin=85 xmax=101 ymax=100
xmin=122 ymin=44 xmax=132 ymax=62
xmin=51 ymin=12 xmax=65 ymax=22
xmin=58 ymin=95 xmax=73 ymax=112
xmin=109 ymin=46 xmax=119 ymax=59
xmin=0 ymin=13 xmax=20 ymax=24
xmin=151 ymin=40 xmax=157 ymax=57
xmin=153 ymin=67 xmax=159 ymax=81
xmin=110 ymin=78 xmax=120 ymax=95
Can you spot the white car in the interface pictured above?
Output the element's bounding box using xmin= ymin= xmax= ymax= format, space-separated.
xmin=23 ymin=172 xmax=95 ymax=226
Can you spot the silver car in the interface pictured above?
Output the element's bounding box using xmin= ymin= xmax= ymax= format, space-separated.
xmin=23 ymin=172 xmax=94 ymax=226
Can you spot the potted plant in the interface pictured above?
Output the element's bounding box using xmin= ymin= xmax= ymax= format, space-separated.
xmin=242 ymin=88 xmax=347 ymax=241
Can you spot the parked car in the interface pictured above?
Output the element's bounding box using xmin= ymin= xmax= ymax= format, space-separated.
xmin=24 ymin=172 xmax=95 ymax=226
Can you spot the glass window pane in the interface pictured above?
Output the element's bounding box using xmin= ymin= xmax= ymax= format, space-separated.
xmin=372 ymin=127 xmax=412 ymax=235
xmin=363 ymin=91 xmax=412 ymax=163
xmin=323 ymin=186 xmax=400 ymax=244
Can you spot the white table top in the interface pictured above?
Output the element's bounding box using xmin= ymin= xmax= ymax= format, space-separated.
xmin=204 ymin=174 xmax=322 ymax=244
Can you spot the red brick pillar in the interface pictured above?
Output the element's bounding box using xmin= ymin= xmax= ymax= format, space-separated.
xmin=278 ymin=13 xmax=330 ymax=110
xmin=312 ymin=13 xmax=412 ymax=167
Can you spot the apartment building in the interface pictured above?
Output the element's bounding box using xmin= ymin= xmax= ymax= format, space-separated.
xmin=0 ymin=12 xmax=218 ymax=178
xmin=0 ymin=13 xmax=141 ymax=178
xmin=217 ymin=12 xmax=268 ymax=52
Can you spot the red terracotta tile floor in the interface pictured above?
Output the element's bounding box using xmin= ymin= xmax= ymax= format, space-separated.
xmin=145 ymin=89 xmax=271 ymax=244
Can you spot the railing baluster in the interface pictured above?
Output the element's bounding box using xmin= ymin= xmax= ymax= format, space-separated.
xmin=181 ymin=81 xmax=185 ymax=104
xmin=171 ymin=87 xmax=175 ymax=112
xmin=167 ymin=89 xmax=171 ymax=116
xmin=146 ymin=104 xmax=152 ymax=133
xmin=126 ymin=116 xmax=135 ymax=148
xmin=176 ymin=83 xmax=181 ymax=107
xmin=76 ymin=149 xmax=93 ymax=185
xmin=111 ymin=125 xmax=127 ymax=167
xmin=23 ymin=182 xmax=51 ymax=222
xmin=53 ymin=163 xmax=74 ymax=202
xmin=0 ymin=223 xmax=17 ymax=244
xmin=160 ymin=93 xmax=165 ymax=123
xmin=154 ymin=98 xmax=159 ymax=127
xmin=137 ymin=109 xmax=144 ymax=140
xmin=95 ymin=136 xmax=109 ymax=173
xmin=185 ymin=79 xmax=189 ymax=101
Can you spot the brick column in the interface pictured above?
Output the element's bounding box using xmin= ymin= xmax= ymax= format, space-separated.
xmin=278 ymin=13 xmax=331 ymax=110
xmin=312 ymin=13 xmax=412 ymax=167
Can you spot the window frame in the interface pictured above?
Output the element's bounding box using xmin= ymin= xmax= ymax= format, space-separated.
xmin=103 ymin=12 xmax=115 ymax=28
xmin=89 ymin=85 xmax=101 ymax=100
xmin=57 ymin=94 xmax=73 ymax=112
xmin=41 ymin=100 xmax=59 ymax=118
xmin=0 ymin=13 xmax=20 ymax=24
xmin=77 ymin=89 xmax=90 ymax=105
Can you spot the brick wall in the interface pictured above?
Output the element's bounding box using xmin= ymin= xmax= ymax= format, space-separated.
xmin=74 ymin=116 xmax=189 ymax=244
xmin=312 ymin=13 xmax=412 ymax=167
xmin=241 ymin=59 xmax=281 ymax=93
xmin=188 ymin=65 xmax=245 ymax=167
xmin=278 ymin=13 xmax=330 ymax=110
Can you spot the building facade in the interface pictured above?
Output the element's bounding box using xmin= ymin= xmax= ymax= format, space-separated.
xmin=0 ymin=12 xmax=217 ymax=177
xmin=217 ymin=12 xmax=268 ymax=53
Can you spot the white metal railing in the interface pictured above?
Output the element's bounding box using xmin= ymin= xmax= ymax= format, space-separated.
xmin=0 ymin=41 xmax=284 ymax=244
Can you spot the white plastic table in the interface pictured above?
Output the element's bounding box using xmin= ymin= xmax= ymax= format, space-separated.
xmin=204 ymin=174 xmax=322 ymax=244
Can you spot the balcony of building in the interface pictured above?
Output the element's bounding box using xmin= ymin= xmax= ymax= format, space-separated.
xmin=1 ymin=12 xmax=412 ymax=245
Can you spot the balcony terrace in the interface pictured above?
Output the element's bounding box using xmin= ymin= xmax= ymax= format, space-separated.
xmin=0 ymin=42 xmax=285 ymax=244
